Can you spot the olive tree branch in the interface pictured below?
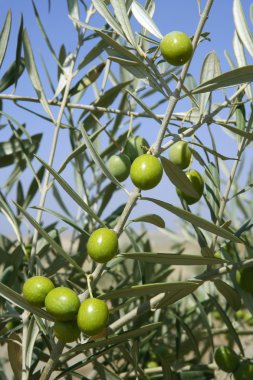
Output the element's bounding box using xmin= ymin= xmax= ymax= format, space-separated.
xmin=39 ymin=341 xmax=65 ymax=380
xmin=38 ymin=4 xmax=96 ymax=379
xmin=160 ymin=83 xmax=248 ymax=153
xmin=210 ymin=103 xmax=253 ymax=250
xmin=152 ymin=0 xmax=214 ymax=156
xmin=78 ymin=0 xmax=215 ymax=304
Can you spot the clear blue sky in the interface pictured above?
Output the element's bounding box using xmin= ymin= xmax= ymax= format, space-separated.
xmin=0 ymin=0 xmax=252 ymax=236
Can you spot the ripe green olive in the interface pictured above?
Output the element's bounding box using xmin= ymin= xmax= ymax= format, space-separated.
xmin=214 ymin=346 xmax=240 ymax=373
xmin=160 ymin=31 xmax=193 ymax=66
xmin=234 ymin=362 xmax=253 ymax=380
xmin=169 ymin=141 xmax=192 ymax=169
xmin=77 ymin=298 xmax=109 ymax=336
xmin=53 ymin=320 xmax=80 ymax=343
xmin=130 ymin=154 xmax=163 ymax=190
xmin=45 ymin=287 xmax=80 ymax=321
xmin=124 ymin=136 xmax=149 ymax=162
xmin=108 ymin=154 xmax=131 ymax=182
xmin=176 ymin=169 xmax=204 ymax=205
xmin=87 ymin=228 xmax=118 ymax=263
xmin=23 ymin=276 xmax=55 ymax=307
xmin=236 ymin=266 xmax=253 ymax=293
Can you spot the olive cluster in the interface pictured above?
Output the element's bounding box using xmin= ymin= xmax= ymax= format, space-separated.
xmin=23 ymin=276 xmax=108 ymax=343
xmin=214 ymin=346 xmax=253 ymax=379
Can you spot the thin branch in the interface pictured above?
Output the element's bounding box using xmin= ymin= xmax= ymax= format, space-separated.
xmin=153 ymin=0 xmax=214 ymax=156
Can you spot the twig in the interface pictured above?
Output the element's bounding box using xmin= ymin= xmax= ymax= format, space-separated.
xmin=39 ymin=341 xmax=65 ymax=380
xmin=153 ymin=0 xmax=214 ymax=156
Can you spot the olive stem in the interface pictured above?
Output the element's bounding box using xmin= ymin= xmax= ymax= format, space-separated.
xmin=29 ymin=69 xmax=75 ymax=270
xmin=38 ymin=5 xmax=95 ymax=380
xmin=210 ymin=105 xmax=253 ymax=250
xmin=87 ymin=275 xmax=94 ymax=298
xmin=160 ymin=83 xmax=248 ymax=153
xmin=21 ymin=310 xmax=30 ymax=380
xmin=38 ymin=341 xmax=65 ymax=380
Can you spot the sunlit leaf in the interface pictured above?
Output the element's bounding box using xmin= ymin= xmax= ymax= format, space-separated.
xmin=0 ymin=10 xmax=12 ymax=68
xmin=142 ymin=197 xmax=242 ymax=243
xmin=131 ymin=1 xmax=163 ymax=39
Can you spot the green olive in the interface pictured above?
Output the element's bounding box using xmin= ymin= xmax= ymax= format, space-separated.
xmin=214 ymin=346 xmax=240 ymax=373
xmin=124 ymin=136 xmax=149 ymax=162
xmin=108 ymin=154 xmax=131 ymax=182
xmin=87 ymin=228 xmax=118 ymax=263
xmin=169 ymin=141 xmax=192 ymax=169
xmin=236 ymin=266 xmax=253 ymax=293
xmin=130 ymin=154 xmax=163 ymax=190
xmin=160 ymin=31 xmax=193 ymax=66
xmin=234 ymin=361 xmax=253 ymax=380
xmin=77 ymin=298 xmax=109 ymax=336
xmin=54 ymin=320 xmax=80 ymax=343
xmin=23 ymin=276 xmax=55 ymax=307
xmin=45 ymin=287 xmax=80 ymax=321
xmin=176 ymin=169 xmax=204 ymax=204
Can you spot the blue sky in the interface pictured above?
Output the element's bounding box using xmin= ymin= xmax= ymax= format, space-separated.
xmin=0 ymin=0 xmax=252 ymax=237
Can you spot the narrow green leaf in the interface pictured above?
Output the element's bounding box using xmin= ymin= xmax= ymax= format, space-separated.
xmin=131 ymin=1 xmax=163 ymax=39
xmin=69 ymin=62 xmax=106 ymax=96
xmin=15 ymin=202 xmax=86 ymax=275
xmin=32 ymin=1 xmax=60 ymax=67
xmin=93 ymin=0 xmax=124 ymax=37
xmin=209 ymin=294 xmax=244 ymax=355
xmin=130 ymin=214 xmax=165 ymax=228
xmin=155 ymin=282 xmax=201 ymax=309
xmin=233 ymin=0 xmax=253 ymax=59
xmin=111 ymin=0 xmax=137 ymax=48
xmin=95 ymin=30 xmax=143 ymax=64
xmin=7 ymin=333 xmax=22 ymax=380
xmin=25 ymin=317 xmax=40 ymax=370
xmin=235 ymin=103 xmax=246 ymax=132
xmin=33 ymin=206 xmax=90 ymax=236
xmin=100 ymin=281 xmax=199 ymax=300
xmin=218 ymin=121 xmax=253 ymax=141
xmin=190 ymin=140 xmax=237 ymax=160
xmin=199 ymin=51 xmax=221 ymax=114
xmin=67 ymin=0 xmax=80 ymax=25
xmin=23 ymin=29 xmax=53 ymax=118
xmin=161 ymin=156 xmax=199 ymax=198
xmin=0 ymin=10 xmax=12 ymax=68
xmin=120 ymin=252 xmax=225 ymax=265
xmin=233 ymin=31 xmax=252 ymax=100
xmin=214 ymin=279 xmax=241 ymax=311
xmin=78 ymin=39 xmax=105 ymax=70
xmin=62 ymin=323 xmax=161 ymax=357
xmin=192 ymin=65 xmax=253 ymax=94
xmin=35 ymin=155 xmax=105 ymax=227
xmin=0 ymin=58 xmax=25 ymax=92
xmin=0 ymin=192 xmax=23 ymax=246
xmin=0 ymin=281 xmax=55 ymax=321
xmin=142 ymin=197 xmax=242 ymax=243
xmin=23 ymin=166 xmax=45 ymax=209
xmin=14 ymin=15 xmax=24 ymax=89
